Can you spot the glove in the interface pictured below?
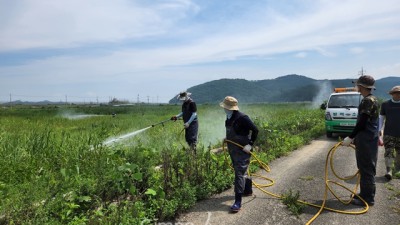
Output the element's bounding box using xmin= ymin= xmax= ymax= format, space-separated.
xmin=170 ymin=116 xmax=177 ymax=121
xmin=184 ymin=122 xmax=190 ymax=129
xmin=342 ymin=137 xmax=353 ymax=146
xmin=242 ymin=144 xmax=252 ymax=154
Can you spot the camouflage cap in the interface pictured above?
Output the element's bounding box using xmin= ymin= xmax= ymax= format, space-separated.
xmin=355 ymin=75 xmax=375 ymax=89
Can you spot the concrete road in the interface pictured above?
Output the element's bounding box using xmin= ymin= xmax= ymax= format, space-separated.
xmin=172 ymin=136 xmax=400 ymax=225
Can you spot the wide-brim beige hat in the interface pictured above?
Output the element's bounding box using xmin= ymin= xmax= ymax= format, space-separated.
xmin=389 ymin=85 xmax=400 ymax=94
xmin=220 ymin=96 xmax=239 ymax=110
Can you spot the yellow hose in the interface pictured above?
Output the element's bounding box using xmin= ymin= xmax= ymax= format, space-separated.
xmin=221 ymin=140 xmax=369 ymax=224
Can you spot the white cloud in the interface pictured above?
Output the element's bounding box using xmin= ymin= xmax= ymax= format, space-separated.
xmin=377 ymin=62 xmax=400 ymax=76
xmin=0 ymin=0 xmax=198 ymax=51
xmin=349 ymin=47 xmax=365 ymax=54
xmin=294 ymin=52 xmax=308 ymax=58
xmin=1 ymin=0 xmax=400 ymax=102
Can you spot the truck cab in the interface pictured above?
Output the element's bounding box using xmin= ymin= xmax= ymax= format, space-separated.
xmin=322 ymin=87 xmax=362 ymax=138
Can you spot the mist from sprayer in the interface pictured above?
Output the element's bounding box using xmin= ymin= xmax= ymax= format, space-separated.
xmin=197 ymin=109 xmax=226 ymax=146
xmin=311 ymin=80 xmax=333 ymax=108
xmin=59 ymin=110 xmax=100 ymax=120
xmin=102 ymin=126 xmax=153 ymax=146
xmin=97 ymin=105 xmax=228 ymax=148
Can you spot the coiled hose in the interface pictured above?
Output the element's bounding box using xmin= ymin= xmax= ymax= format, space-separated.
xmin=222 ymin=140 xmax=369 ymax=225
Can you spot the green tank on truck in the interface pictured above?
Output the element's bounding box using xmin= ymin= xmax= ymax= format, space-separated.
xmin=321 ymin=88 xmax=362 ymax=138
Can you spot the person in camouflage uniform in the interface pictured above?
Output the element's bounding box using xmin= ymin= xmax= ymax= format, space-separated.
xmin=342 ymin=75 xmax=379 ymax=206
xmin=379 ymin=85 xmax=400 ymax=180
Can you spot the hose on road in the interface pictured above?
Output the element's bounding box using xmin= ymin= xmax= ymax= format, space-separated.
xmin=222 ymin=140 xmax=369 ymax=225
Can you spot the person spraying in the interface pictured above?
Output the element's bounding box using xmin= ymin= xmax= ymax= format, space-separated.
xmin=171 ymin=91 xmax=198 ymax=154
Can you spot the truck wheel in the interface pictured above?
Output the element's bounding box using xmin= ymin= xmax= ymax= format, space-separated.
xmin=326 ymin=132 xmax=333 ymax=138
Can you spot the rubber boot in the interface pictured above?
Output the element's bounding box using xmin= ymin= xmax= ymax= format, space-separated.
xmin=385 ymin=157 xmax=394 ymax=180
xmin=352 ymin=184 xmax=375 ymax=206
xmin=364 ymin=184 xmax=376 ymax=206
xmin=394 ymin=153 xmax=400 ymax=178
xmin=243 ymin=177 xmax=253 ymax=196
xmin=230 ymin=193 xmax=242 ymax=212
xmin=351 ymin=191 xmax=363 ymax=201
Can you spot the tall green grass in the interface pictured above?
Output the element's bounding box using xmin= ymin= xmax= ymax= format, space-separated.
xmin=0 ymin=103 xmax=324 ymax=224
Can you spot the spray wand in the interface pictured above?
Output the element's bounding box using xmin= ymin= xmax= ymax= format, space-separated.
xmin=102 ymin=118 xmax=173 ymax=146
xmin=151 ymin=118 xmax=172 ymax=127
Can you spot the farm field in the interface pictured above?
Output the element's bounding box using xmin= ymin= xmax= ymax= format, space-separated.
xmin=0 ymin=103 xmax=325 ymax=224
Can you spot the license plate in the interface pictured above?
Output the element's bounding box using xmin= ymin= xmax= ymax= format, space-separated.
xmin=340 ymin=123 xmax=355 ymax=126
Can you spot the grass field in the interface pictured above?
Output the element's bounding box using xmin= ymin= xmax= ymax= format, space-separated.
xmin=0 ymin=103 xmax=325 ymax=224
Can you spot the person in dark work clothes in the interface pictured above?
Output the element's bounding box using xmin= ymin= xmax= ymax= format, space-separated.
xmin=220 ymin=96 xmax=259 ymax=212
xmin=171 ymin=91 xmax=198 ymax=153
xmin=379 ymin=85 xmax=400 ymax=180
xmin=342 ymin=75 xmax=379 ymax=206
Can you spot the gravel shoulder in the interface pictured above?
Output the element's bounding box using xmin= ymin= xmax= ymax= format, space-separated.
xmin=171 ymin=136 xmax=400 ymax=225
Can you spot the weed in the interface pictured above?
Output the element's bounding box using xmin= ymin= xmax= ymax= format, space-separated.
xmin=281 ymin=189 xmax=305 ymax=217
xmin=299 ymin=176 xmax=314 ymax=181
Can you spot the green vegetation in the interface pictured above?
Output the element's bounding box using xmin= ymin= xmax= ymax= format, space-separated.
xmin=384 ymin=183 xmax=400 ymax=214
xmin=281 ymin=189 xmax=306 ymax=217
xmin=299 ymin=176 xmax=314 ymax=181
xmin=0 ymin=103 xmax=324 ymax=224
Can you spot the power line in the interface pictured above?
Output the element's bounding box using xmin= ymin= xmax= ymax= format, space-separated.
xmin=0 ymin=93 xmax=167 ymax=104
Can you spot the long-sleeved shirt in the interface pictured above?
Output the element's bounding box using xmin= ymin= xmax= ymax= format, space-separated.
xmin=225 ymin=111 xmax=258 ymax=145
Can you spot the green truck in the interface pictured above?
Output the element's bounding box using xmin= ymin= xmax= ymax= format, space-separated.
xmin=321 ymin=87 xmax=362 ymax=138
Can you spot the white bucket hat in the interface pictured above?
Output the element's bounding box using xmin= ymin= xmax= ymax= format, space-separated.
xmin=177 ymin=91 xmax=191 ymax=100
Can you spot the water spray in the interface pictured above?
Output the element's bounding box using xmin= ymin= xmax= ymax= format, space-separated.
xmin=103 ymin=126 xmax=152 ymax=145
xmin=102 ymin=118 xmax=172 ymax=146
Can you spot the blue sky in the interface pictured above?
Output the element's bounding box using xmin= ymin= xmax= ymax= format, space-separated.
xmin=1 ymin=0 xmax=400 ymax=103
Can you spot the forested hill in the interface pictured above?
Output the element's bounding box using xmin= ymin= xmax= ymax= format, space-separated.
xmin=169 ymin=74 xmax=400 ymax=104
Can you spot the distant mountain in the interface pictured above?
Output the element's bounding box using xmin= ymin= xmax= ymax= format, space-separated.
xmin=169 ymin=74 xmax=400 ymax=104
xmin=2 ymin=100 xmax=65 ymax=106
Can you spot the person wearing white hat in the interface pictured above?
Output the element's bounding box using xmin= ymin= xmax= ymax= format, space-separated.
xmin=171 ymin=91 xmax=198 ymax=153
xmin=220 ymin=96 xmax=259 ymax=212
xmin=342 ymin=75 xmax=379 ymax=206
xmin=379 ymin=85 xmax=400 ymax=180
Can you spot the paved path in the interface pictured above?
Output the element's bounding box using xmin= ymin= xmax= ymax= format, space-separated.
xmin=172 ymin=136 xmax=400 ymax=225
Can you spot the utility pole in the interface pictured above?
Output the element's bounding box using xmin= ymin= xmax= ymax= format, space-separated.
xmin=359 ymin=67 xmax=366 ymax=76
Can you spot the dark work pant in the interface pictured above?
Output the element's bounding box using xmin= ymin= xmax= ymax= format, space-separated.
xmin=185 ymin=120 xmax=198 ymax=146
xmin=355 ymin=132 xmax=378 ymax=201
xmin=228 ymin=143 xmax=251 ymax=194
